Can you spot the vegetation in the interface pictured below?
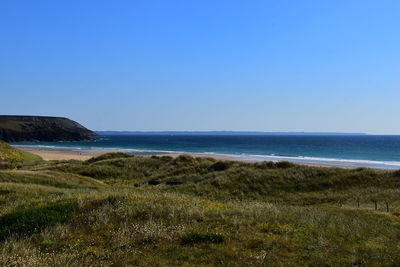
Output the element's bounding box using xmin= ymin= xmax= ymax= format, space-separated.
xmin=0 ymin=150 xmax=400 ymax=265
xmin=181 ymin=233 xmax=225 ymax=245
xmin=0 ymin=202 xmax=77 ymax=241
xmin=0 ymin=115 xmax=97 ymax=142
xmin=0 ymin=141 xmax=42 ymax=166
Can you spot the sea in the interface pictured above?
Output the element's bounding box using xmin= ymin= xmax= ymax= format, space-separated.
xmin=12 ymin=134 xmax=400 ymax=170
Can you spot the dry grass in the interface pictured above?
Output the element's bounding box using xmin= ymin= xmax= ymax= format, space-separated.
xmin=0 ymin=152 xmax=400 ymax=265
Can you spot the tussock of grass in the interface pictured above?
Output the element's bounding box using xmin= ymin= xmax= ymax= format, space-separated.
xmin=0 ymin=152 xmax=400 ymax=265
xmin=86 ymin=152 xmax=133 ymax=163
xmin=208 ymin=161 xmax=231 ymax=172
xmin=0 ymin=202 xmax=77 ymax=241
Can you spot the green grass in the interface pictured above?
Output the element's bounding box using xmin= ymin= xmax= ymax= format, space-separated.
xmin=0 ymin=170 xmax=105 ymax=189
xmin=0 ymin=141 xmax=42 ymax=165
xmin=29 ymin=154 xmax=400 ymax=205
xmin=0 ymin=202 xmax=77 ymax=241
xmin=20 ymin=150 xmax=43 ymax=162
xmin=0 ymin=151 xmax=400 ymax=265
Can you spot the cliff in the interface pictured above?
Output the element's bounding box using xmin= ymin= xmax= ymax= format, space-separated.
xmin=0 ymin=115 xmax=97 ymax=142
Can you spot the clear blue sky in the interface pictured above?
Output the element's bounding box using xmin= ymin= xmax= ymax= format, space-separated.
xmin=1 ymin=0 xmax=399 ymax=134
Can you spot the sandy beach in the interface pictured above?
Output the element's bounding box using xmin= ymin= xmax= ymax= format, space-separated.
xmin=23 ymin=149 xmax=121 ymax=161
xmin=20 ymin=148 xmax=240 ymax=162
xmin=18 ymin=148 xmax=345 ymax=168
xmin=18 ymin=147 xmax=399 ymax=170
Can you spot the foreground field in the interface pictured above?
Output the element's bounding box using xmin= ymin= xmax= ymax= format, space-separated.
xmin=1 ymin=152 xmax=400 ymax=266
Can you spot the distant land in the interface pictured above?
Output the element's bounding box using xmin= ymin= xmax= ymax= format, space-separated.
xmin=0 ymin=115 xmax=97 ymax=142
xmin=97 ymin=131 xmax=367 ymax=136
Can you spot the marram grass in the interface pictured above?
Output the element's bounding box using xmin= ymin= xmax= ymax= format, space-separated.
xmin=0 ymin=151 xmax=400 ymax=266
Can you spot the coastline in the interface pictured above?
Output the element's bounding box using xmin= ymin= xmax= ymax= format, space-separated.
xmin=16 ymin=146 xmax=400 ymax=170
xmin=19 ymin=147 xmax=241 ymax=162
xmin=21 ymin=149 xmax=121 ymax=161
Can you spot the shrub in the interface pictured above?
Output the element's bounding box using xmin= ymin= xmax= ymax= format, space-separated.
xmin=0 ymin=141 xmax=42 ymax=164
xmin=208 ymin=161 xmax=231 ymax=172
xmin=172 ymin=155 xmax=196 ymax=166
xmin=255 ymin=161 xmax=276 ymax=169
xmin=0 ymin=202 xmax=77 ymax=241
xmin=181 ymin=232 xmax=224 ymax=245
xmin=0 ymin=141 xmax=24 ymax=163
xmin=275 ymin=161 xmax=294 ymax=169
xmin=255 ymin=161 xmax=294 ymax=169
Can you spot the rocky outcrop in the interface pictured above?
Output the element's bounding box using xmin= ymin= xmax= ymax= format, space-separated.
xmin=0 ymin=116 xmax=97 ymax=142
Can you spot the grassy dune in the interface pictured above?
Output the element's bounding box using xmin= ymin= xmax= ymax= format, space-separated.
xmin=0 ymin=152 xmax=400 ymax=266
xmin=0 ymin=141 xmax=42 ymax=165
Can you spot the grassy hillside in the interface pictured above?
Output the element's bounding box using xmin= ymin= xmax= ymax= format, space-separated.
xmin=0 ymin=141 xmax=42 ymax=165
xmin=1 ymin=153 xmax=400 ymax=266
xmin=0 ymin=115 xmax=97 ymax=142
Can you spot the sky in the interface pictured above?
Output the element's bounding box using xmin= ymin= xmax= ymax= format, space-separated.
xmin=1 ymin=0 xmax=399 ymax=134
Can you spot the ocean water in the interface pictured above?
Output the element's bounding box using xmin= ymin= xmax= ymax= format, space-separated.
xmin=13 ymin=135 xmax=400 ymax=169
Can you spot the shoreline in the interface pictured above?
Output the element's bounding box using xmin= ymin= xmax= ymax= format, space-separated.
xmin=22 ymin=149 xmax=122 ymax=161
xmin=16 ymin=146 xmax=400 ymax=170
xmin=19 ymin=147 xmax=242 ymax=162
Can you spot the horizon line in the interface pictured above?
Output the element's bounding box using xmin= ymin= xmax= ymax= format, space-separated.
xmin=96 ymin=130 xmax=371 ymax=135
